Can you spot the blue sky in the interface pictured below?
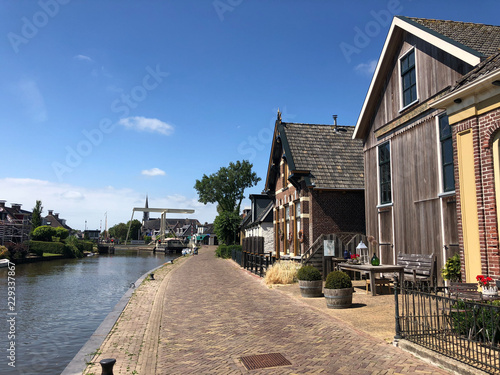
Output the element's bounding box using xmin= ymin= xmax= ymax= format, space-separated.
xmin=1 ymin=0 xmax=499 ymax=230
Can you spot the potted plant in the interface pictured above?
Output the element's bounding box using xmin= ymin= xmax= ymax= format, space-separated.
xmin=477 ymin=274 xmax=498 ymax=296
xmin=323 ymin=270 xmax=353 ymax=309
xmin=297 ymin=265 xmax=323 ymax=298
xmin=441 ymin=253 xmax=461 ymax=286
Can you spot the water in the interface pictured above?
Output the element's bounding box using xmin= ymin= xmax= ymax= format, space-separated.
xmin=0 ymin=248 xmax=179 ymax=375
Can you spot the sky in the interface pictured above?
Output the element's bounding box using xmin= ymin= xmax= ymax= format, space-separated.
xmin=1 ymin=0 xmax=499 ymax=231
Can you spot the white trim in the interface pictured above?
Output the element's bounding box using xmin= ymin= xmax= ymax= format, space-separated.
xmin=353 ymin=16 xmax=482 ymax=140
xmin=376 ymin=203 xmax=394 ymax=209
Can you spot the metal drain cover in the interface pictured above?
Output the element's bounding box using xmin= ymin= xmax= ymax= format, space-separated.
xmin=240 ymin=353 xmax=291 ymax=370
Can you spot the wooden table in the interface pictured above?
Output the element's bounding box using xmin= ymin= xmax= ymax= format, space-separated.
xmin=338 ymin=263 xmax=405 ymax=296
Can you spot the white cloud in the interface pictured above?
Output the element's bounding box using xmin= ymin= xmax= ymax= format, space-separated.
xmin=354 ymin=60 xmax=377 ymax=77
xmin=73 ymin=54 xmax=93 ymax=62
xmin=0 ymin=178 xmax=216 ymax=230
xmin=118 ymin=116 xmax=174 ymax=136
xmin=16 ymin=79 xmax=47 ymax=122
xmin=141 ymin=168 xmax=166 ymax=177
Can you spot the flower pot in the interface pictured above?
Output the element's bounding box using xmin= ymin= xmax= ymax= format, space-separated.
xmin=324 ymin=287 xmax=353 ymax=309
xmin=482 ymin=286 xmax=498 ymax=296
xmin=299 ymin=280 xmax=323 ymax=298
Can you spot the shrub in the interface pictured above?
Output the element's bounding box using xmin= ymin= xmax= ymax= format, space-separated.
xmin=63 ymin=243 xmax=83 ymax=258
xmin=215 ymin=244 xmax=241 ymax=259
xmin=31 ymin=225 xmax=57 ymax=241
xmin=264 ymin=261 xmax=299 ymax=285
xmin=6 ymin=242 xmax=28 ymax=259
xmin=29 ymin=240 xmax=65 ymax=256
xmin=442 ymin=253 xmax=461 ymax=282
xmin=325 ymin=271 xmax=352 ymax=289
xmin=297 ymin=265 xmax=322 ymax=281
xmin=55 ymin=227 xmax=69 ymax=241
xmin=0 ymin=245 xmax=9 ymax=260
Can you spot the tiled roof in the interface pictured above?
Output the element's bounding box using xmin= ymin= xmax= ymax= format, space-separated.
xmin=282 ymin=123 xmax=364 ymax=189
xmin=450 ymin=50 xmax=500 ymax=91
xmin=407 ymin=17 xmax=500 ymax=57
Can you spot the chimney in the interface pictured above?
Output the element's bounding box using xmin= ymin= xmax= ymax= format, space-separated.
xmin=333 ymin=115 xmax=338 ymax=126
xmin=54 ymin=213 xmax=59 ymax=219
xmin=11 ymin=203 xmax=21 ymax=211
xmin=0 ymin=200 xmax=5 ymax=208
xmin=48 ymin=210 xmax=53 ymax=216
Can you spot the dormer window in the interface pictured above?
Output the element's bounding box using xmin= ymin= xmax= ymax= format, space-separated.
xmin=400 ymin=49 xmax=417 ymax=108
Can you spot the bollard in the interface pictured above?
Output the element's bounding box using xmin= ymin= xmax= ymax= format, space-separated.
xmin=150 ymin=273 xmax=155 ymax=280
xmin=100 ymin=358 xmax=116 ymax=375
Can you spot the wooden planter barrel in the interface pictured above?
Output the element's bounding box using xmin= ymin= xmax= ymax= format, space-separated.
xmin=299 ymin=280 xmax=323 ymax=298
xmin=324 ymin=287 xmax=353 ymax=309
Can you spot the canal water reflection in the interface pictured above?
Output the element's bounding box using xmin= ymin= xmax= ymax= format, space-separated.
xmin=0 ymin=248 xmax=179 ymax=375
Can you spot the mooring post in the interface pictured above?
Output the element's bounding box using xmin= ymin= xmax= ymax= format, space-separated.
xmin=100 ymin=358 xmax=116 ymax=375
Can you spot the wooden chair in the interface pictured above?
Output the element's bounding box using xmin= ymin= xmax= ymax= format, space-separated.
xmin=364 ymin=273 xmax=392 ymax=294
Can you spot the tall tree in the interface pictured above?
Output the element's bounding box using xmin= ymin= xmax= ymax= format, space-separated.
xmin=194 ymin=160 xmax=261 ymax=214
xmin=31 ymin=200 xmax=43 ymax=230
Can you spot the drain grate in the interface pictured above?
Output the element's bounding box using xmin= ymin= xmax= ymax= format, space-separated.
xmin=240 ymin=353 xmax=291 ymax=370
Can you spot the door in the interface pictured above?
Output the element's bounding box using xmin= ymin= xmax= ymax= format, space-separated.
xmin=457 ymin=130 xmax=482 ymax=282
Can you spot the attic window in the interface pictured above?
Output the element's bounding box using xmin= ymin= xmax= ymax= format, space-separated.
xmin=400 ymin=49 xmax=417 ymax=108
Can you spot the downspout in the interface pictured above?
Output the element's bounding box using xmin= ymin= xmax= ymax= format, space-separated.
xmin=477 ymin=116 xmax=490 ymax=276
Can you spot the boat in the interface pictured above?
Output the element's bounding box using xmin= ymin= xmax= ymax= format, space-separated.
xmin=0 ymin=259 xmax=10 ymax=268
xmin=155 ymin=238 xmax=187 ymax=253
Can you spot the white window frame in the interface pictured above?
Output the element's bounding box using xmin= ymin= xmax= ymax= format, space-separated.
xmin=399 ymin=46 xmax=419 ymax=111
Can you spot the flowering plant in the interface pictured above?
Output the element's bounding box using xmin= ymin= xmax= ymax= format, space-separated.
xmin=350 ymin=254 xmax=360 ymax=260
xmin=476 ymin=275 xmax=494 ymax=288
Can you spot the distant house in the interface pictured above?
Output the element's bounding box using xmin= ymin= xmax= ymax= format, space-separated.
xmin=43 ymin=210 xmax=72 ymax=231
xmin=0 ymin=201 xmax=32 ymax=244
xmin=240 ymin=194 xmax=274 ymax=252
xmin=353 ymin=16 xmax=500 ymax=281
xmin=432 ymin=51 xmax=500 ymax=281
xmin=195 ymin=222 xmax=217 ymax=245
xmin=83 ymin=229 xmax=100 ymax=241
xmin=264 ymin=111 xmax=365 ymax=260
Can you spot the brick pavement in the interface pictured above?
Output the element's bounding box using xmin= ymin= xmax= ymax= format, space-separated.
xmin=85 ymin=247 xmax=451 ymax=374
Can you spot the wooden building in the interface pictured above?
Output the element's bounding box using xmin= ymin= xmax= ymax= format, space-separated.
xmin=239 ymin=194 xmax=274 ymax=252
xmin=353 ymin=16 xmax=500 ymax=280
xmin=432 ymin=51 xmax=500 ymax=281
xmin=264 ymin=111 xmax=365 ymax=259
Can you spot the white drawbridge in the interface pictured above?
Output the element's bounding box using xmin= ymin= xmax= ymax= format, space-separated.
xmin=125 ymin=207 xmax=195 ymax=244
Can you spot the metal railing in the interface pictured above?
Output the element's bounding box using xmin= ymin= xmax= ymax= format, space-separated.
xmin=241 ymin=251 xmax=276 ymax=277
xmin=394 ymin=278 xmax=500 ymax=374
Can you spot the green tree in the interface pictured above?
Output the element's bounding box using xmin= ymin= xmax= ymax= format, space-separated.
xmin=32 ymin=225 xmax=57 ymax=242
xmin=108 ymin=222 xmax=128 ymax=241
xmin=127 ymin=219 xmax=142 ymax=241
xmin=31 ymin=200 xmax=43 ymax=231
xmin=194 ymin=160 xmax=261 ymax=214
xmin=55 ymin=227 xmax=69 ymax=241
xmin=213 ymin=211 xmax=241 ymax=245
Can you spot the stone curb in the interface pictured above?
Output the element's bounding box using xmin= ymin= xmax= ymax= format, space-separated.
xmin=60 ymin=262 xmax=169 ymax=375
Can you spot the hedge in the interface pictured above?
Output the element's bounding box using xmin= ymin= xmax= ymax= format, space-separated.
xmin=29 ymin=241 xmax=65 ymax=256
xmin=216 ymin=244 xmax=242 ymax=259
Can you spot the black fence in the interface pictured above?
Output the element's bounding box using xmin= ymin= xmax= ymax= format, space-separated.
xmin=395 ymin=279 xmax=500 ymax=374
xmin=242 ymin=236 xmax=265 ymax=254
xmin=231 ymin=248 xmax=242 ymax=266
xmin=239 ymin=251 xmax=276 ymax=277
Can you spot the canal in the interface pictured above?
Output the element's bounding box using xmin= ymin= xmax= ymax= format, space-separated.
xmin=0 ymin=248 xmax=179 ymax=375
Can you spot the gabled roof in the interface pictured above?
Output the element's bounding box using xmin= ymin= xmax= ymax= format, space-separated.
xmin=265 ymin=114 xmax=364 ymax=191
xmin=353 ymin=16 xmax=500 ymax=140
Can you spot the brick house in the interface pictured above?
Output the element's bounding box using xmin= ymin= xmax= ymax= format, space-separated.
xmin=264 ymin=111 xmax=365 ymax=259
xmin=432 ymin=51 xmax=500 ymax=281
xmin=0 ymin=201 xmax=32 ymax=244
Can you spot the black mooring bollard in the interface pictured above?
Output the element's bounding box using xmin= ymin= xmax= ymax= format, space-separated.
xmin=150 ymin=273 xmax=155 ymax=280
xmin=100 ymin=358 xmax=116 ymax=375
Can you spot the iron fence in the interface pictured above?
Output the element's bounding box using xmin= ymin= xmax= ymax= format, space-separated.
xmin=241 ymin=251 xmax=276 ymax=277
xmin=231 ymin=248 xmax=242 ymax=266
xmin=395 ymin=279 xmax=500 ymax=374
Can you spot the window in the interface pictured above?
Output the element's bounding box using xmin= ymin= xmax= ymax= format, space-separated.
xmin=439 ymin=114 xmax=455 ymax=192
xmin=401 ymin=49 xmax=417 ymax=107
xmin=379 ymin=142 xmax=392 ymax=204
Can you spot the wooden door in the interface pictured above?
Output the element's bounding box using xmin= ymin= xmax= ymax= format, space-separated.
xmin=457 ymin=130 xmax=481 ymax=282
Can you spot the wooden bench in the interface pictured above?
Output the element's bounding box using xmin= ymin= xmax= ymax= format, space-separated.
xmin=397 ymin=252 xmax=437 ymax=287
